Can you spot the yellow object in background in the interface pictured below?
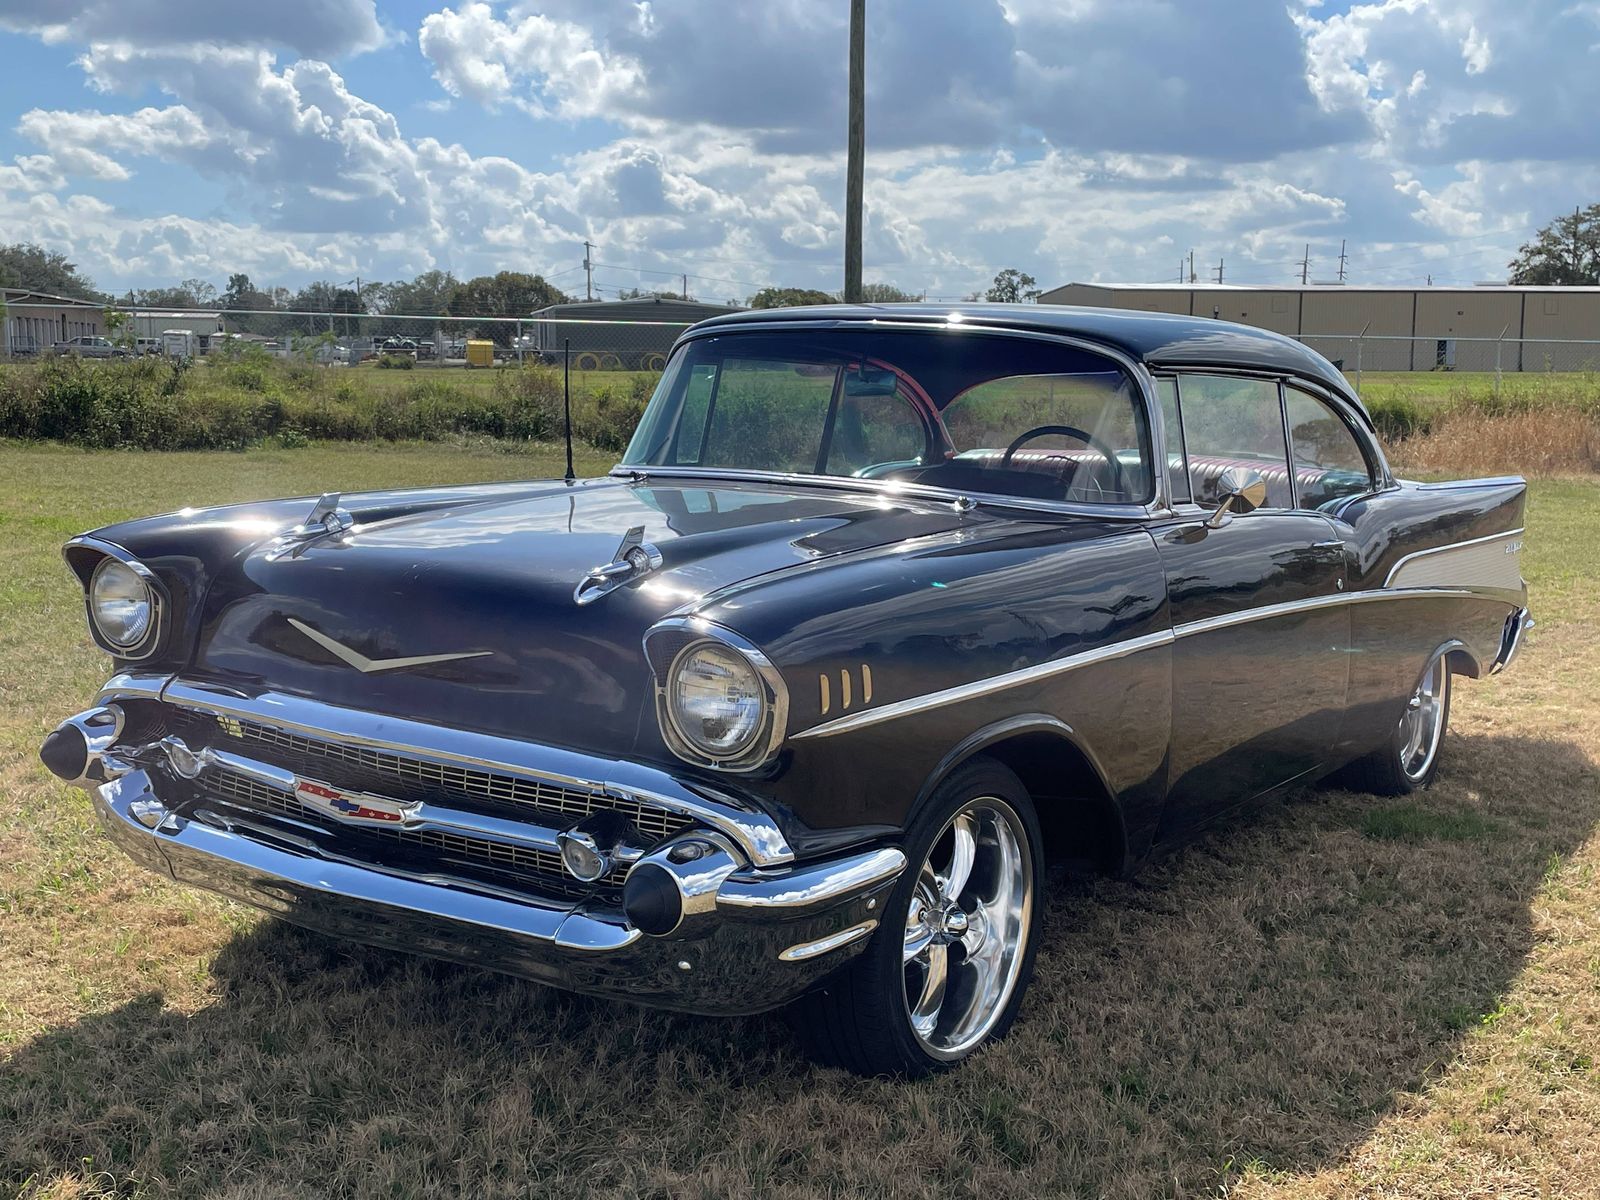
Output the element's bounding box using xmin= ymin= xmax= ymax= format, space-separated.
xmin=465 ymin=340 xmax=495 ymax=368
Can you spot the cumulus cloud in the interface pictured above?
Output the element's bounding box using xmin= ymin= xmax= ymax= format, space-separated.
xmin=2 ymin=0 xmax=1597 ymax=297
xmin=0 ymin=0 xmax=389 ymax=58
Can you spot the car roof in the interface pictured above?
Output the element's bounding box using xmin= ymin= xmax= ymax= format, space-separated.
xmin=690 ymin=302 xmax=1369 ymax=421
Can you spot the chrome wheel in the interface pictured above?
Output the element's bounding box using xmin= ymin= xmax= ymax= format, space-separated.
xmin=901 ymin=798 xmax=1034 ymax=1061
xmin=1398 ymin=656 xmax=1448 ymax=782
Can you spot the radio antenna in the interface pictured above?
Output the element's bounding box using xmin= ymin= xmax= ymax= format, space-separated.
xmin=562 ymin=338 xmax=575 ymax=483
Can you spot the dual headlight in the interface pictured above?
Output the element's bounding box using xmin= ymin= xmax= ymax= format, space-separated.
xmin=81 ymin=552 xmax=163 ymax=658
xmin=650 ymin=624 xmax=788 ymax=770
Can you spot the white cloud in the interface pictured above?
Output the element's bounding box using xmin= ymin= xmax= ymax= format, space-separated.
xmin=418 ymin=3 xmax=643 ymax=118
xmin=0 ymin=0 xmax=389 ymax=58
xmin=2 ymin=0 xmax=1597 ymax=299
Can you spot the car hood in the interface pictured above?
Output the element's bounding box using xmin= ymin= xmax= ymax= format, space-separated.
xmin=191 ymin=476 xmax=974 ymax=756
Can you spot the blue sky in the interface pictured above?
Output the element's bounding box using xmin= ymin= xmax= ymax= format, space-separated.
xmin=1 ymin=0 xmax=1596 ymax=301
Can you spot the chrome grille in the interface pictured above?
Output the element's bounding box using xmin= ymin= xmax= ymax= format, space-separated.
xmin=214 ymin=716 xmax=691 ymax=844
xmin=203 ymin=768 xmax=626 ymax=892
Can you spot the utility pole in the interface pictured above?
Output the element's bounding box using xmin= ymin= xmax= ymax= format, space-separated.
xmin=1188 ymin=249 xmax=1196 ymax=284
xmin=1337 ymin=239 xmax=1348 ymax=283
xmin=1178 ymin=259 xmax=1185 ymax=284
xmin=1214 ymin=257 xmax=1224 ymax=284
xmin=583 ymin=241 xmax=594 ymax=301
xmin=843 ymin=0 xmax=866 ymax=303
xmin=1299 ymin=245 xmax=1310 ymax=286
xmin=682 ymin=273 xmax=688 ymax=300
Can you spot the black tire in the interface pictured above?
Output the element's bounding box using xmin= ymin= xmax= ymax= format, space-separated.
xmin=1340 ymin=653 xmax=1453 ymax=796
xmin=790 ymin=757 xmax=1044 ymax=1077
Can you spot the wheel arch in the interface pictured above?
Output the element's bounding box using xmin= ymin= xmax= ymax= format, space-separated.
xmin=912 ymin=715 xmax=1129 ymax=877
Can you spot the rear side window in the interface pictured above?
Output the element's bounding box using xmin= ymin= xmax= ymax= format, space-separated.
xmin=1175 ymin=375 xmax=1293 ymax=509
xmin=1284 ymin=388 xmax=1375 ymax=512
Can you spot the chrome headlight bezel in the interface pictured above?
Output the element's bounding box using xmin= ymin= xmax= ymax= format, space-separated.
xmin=77 ymin=542 xmax=166 ymax=660
xmin=645 ymin=620 xmax=789 ymax=772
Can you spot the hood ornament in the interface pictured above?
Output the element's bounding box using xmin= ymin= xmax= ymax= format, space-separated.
xmin=264 ymin=493 xmax=355 ymax=561
xmin=288 ymin=617 xmax=492 ymax=674
xmin=574 ymin=525 xmax=663 ymax=606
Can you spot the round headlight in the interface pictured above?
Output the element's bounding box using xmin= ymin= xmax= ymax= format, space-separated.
xmin=667 ymin=642 xmax=767 ymax=759
xmin=89 ymin=557 xmax=153 ymax=649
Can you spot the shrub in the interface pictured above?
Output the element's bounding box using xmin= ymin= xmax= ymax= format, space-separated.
xmin=376 ymin=354 xmax=415 ymax=370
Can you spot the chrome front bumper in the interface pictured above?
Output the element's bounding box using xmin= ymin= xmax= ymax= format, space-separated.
xmin=54 ymin=674 xmax=907 ymax=1015
xmin=90 ymin=767 xmax=902 ymax=1013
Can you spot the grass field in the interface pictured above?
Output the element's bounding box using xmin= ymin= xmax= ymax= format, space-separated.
xmin=2 ymin=444 xmax=1597 ymax=1198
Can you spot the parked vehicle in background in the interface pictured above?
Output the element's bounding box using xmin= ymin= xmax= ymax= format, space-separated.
xmin=51 ymin=335 xmax=125 ymax=358
xmin=40 ymin=304 xmax=1532 ymax=1077
xmin=134 ymin=338 xmax=162 ymax=357
xmin=160 ymin=330 xmax=201 ymax=359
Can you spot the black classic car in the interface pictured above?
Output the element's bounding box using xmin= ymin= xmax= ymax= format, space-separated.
xmin=41 ymin=304 xmax=1532 ymax=1076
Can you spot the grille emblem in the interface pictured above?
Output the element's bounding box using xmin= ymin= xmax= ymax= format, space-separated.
xmin=293 ymin=779 xmax=417 ymax=825
xmin=288 ymin=617 xmax=492 ymax=674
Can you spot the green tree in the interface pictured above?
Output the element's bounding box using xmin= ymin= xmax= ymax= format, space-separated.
xmin=375 ymin=270 xmax=460 ymax=337
xmin=0 ymin=242 xmax=100 ymax=299
xmin=1508 ymin=204 xmax=1600 ymax=285
xmin=984 ymin=268 xmax=1040 ymax=304
xmin=748 ymin=286 xmax=835 ymax=308
xmin=103 ymin=304 xmax=133 ymax=349
xmin=447 ymin=272 xmax=570 ymax=347
xmin=859 ymin=282 xmax=918 ymax=302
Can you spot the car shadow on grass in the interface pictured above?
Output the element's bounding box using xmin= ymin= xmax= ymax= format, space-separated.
xmin=3 ymin=731 xmax=1597 ymax=1199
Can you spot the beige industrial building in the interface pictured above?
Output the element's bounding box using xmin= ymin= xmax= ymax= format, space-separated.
xmin=1 ymin=288 xmax=105 ymax=356
xmin=1038 ymin=282 xmax=1600 ymax=372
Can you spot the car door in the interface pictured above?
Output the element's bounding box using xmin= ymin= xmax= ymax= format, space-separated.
xmin=1151 ymin=373 xmax=1350 ymax=839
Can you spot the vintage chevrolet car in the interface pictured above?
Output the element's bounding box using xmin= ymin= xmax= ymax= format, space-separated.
xmin=41 ymin=304 xmax=1532 ymax=1076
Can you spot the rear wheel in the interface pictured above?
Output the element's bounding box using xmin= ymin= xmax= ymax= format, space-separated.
xmin=1342 ymin=652 xmax=1453 ymax=795
xmin=791 ymin=758 xmax=1042 ymax=1077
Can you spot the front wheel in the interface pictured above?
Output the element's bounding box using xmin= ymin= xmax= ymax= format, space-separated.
xmin=1341 ymin=652 xmax=1453 ymax=795
xmin=791 ymin=757 xmax=1042 ymax=1077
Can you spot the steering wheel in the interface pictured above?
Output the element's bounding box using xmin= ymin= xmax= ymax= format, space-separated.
xmin=999 ymin=424 xmax=1127 ymax=496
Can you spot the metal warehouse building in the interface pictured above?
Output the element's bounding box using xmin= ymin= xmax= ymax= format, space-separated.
xmin=1038 ymin=282 xmax=1600 ymax=372
xmin=1 ymin=289 xmax=105 ymax=356
xmin=526 ymin=297 xmax=742 ymax=369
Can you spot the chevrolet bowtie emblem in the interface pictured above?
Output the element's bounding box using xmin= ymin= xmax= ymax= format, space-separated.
xmin=287 ymin=618 xmax=492 ymax=674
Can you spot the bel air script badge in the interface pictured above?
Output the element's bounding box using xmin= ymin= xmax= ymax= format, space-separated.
xmin=293 ymin=779 xmax=416 ymax=825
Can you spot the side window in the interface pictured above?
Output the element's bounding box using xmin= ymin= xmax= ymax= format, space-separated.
xmin=1176 ymin=374 xmax=1293 ymax=509
xmin=825 ymin=388 xmax=927 ymax=476
xmin=1284 ymin=388 xmax=1375 ymax=512
xmin=671 ymin=363 xmax=718 ymax=464
xmin=1154 ymin=378 xmax=1191 ymax=503
xmin=702 ymin=360 xmax=835 ymax=473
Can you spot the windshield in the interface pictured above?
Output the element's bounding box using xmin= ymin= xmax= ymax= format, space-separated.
xmin=621 ymin=329 xmax=1153 ymax=504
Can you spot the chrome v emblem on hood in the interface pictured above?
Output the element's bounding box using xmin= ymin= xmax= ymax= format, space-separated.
xmin=287 ymin=618 xmax=493 ymax=674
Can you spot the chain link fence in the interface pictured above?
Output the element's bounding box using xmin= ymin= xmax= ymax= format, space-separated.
xmin=1 ymin=304 xmax=703 ymax=369
xmin=1297 ymin=334 xmax=1600 ymax=389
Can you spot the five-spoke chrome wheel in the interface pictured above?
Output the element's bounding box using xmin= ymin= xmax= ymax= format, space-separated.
xmin=901 ymin=798 xmax=1034 ymax=1061
xmin=1398 ymin=654 xmax=1448 ymax=783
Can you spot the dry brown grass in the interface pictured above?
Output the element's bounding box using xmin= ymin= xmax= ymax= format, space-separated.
xmin=2 ymin=447 xmax=1597 ymax=1199
xmin=1384 ymin=405 xmax=1600 ymax=478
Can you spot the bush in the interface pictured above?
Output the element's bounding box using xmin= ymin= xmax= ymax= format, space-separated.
xmin=376 ymin=354 xmax=415 ymax=370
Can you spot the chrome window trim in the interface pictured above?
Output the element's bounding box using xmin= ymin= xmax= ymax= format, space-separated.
xmin=1382 ymin=526 xmax=1526 ymax=588
xmin=154 ymin=678 xmax=796 ymax=866
xmin=791 ymin=585 xmax=1512 ymax=741
xmin=66 ymin=535 xmax=170 ymax=661
xmin=623 ymin=319 xmax=1171 ymax=519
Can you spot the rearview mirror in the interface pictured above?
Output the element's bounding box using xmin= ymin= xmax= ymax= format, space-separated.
xmin=1205 ymin=467 xmax=1268 ymax=528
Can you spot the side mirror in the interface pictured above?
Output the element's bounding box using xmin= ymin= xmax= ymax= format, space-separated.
xmin=1205 ymin=467 xmax=1268 ymax=528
